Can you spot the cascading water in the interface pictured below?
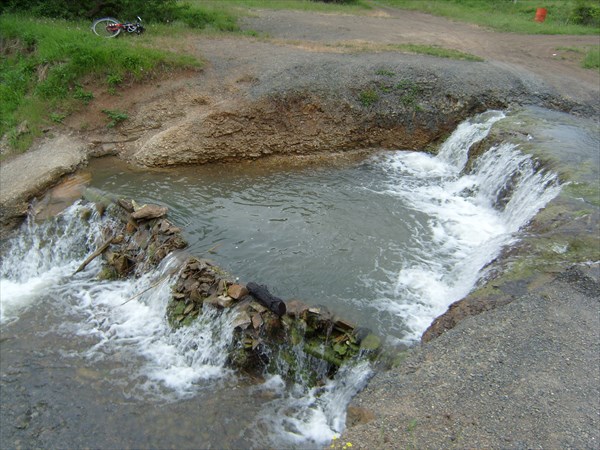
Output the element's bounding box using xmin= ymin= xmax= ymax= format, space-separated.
xmin=0 ymin=110 xmax=562 ymax=449
xmin=371 ymin=111 xmax=560 ymax=341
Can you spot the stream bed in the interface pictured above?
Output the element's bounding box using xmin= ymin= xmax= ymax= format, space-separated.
xmin=1 ymin=108 xmax=596 ymax=449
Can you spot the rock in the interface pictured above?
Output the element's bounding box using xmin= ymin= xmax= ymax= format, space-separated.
xmin=113 ymin=255 xmax=130 ymax=276
xmin=286 ymin=299 xmax=310 ymax=318
xmin=334 ymin=318 xmax=355 ymax=332
xmin=308 ymin=305 xmax=333 ymax=322
xmin=96 ymin=202 xmax=106 ymax=216
xmin=217 ymin=295 xmax=234 ymax=308
xmin=131 ymin=204 xmax=168 ymax=220
xmin=117 ymin=199 xmax=134 ymax=212
xmin=16 ymin=120 xmax=29 ymax=136
xmin=346 ymin=406 xmax=375 ymax=427
xmin=359 ymin=333 xmax=381 ymax=352
xmin=125 ymin=221 xmax=137 ymax=234
xmin=218 ymin=279 xmax=228 ymax=295
xmin=249 ymin=301 xmax=268 ymax=313
xmin=252 ymin=313 xmax=264 ymax=330
xmin=353 ymin=327 xmax=372 ymax=343
xmin=228 ymin=284 xmax=249 ymax=300
xmin=232 ymin=311 xmax=252 ymax=330
xmin=203 ymin=295 xmax=220 ymax=308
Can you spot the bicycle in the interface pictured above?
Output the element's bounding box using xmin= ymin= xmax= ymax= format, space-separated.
xmin=91 ymin=16 xmax=145 ymax=38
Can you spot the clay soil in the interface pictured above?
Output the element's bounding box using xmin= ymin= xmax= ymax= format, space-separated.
xmin=65 ymin=6 xmax=598 ymax=163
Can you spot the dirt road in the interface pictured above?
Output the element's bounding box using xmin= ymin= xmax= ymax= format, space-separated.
xmin=239 ymin=7 xmax=599 ymax=103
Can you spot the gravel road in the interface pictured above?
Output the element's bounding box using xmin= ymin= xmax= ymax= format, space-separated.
xmin=343 ymin=265 xmax=599 ymax=449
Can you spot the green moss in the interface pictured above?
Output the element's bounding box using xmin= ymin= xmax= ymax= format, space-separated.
xmin=359 ymin=333 xmax=381 ymax=352
xmin=358 ymin=88 xmax=379 ymax=107
xmin=97 ymin=265 xmax=118 ymax=280
xmin=375 ymin=68 xmax=395 ymax=77
xmin=564 ymin=182 xmax=600 ymax=206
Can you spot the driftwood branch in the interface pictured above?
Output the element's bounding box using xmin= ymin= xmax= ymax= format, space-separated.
xmin=119 ymin=273 xmax=171 ymax=307
xmin=247 ymin=282 xmax=286 ymax=317
xmin=73 ymin=236 xmax=113 ymax=275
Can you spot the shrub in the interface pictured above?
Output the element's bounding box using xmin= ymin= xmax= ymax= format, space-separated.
xmin=102 ymin=109 xmax=128 ymax=127
xmin=177 ymin=5 xmax=238 ymax=31
xmin=0 ymin=0 xmax=182 ymax=22
xmin=570 ymin=1 xmax=600 ymax=27
xmin=359 ymin=89 xmax=379 ymax=107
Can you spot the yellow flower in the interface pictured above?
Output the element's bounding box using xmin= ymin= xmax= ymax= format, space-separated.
xmin=347 ymin=444 xmax=353 ymax=448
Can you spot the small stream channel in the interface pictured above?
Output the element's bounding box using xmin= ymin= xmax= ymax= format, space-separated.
xmin=1 ymin=108 xmax=596 ymax=449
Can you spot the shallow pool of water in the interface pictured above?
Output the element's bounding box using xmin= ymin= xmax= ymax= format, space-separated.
xmin=2 ymin=108 xmax=588 ymax=449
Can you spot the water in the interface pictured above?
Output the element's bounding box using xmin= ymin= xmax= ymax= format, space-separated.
xmin=0 ymin=110 xmax=565 ymax=448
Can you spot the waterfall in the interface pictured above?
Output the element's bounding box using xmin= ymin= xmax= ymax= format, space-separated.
xmin=0 ymin=110 xmax=562 ymax=448
xmin=436 ymin=110 xmax=506 ymax=171
xmin=372 ymin=111 xmax=561 ymax=342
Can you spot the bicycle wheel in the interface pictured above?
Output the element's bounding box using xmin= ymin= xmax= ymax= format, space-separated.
xmin=92 ymin=18 xmax=121 ymax=38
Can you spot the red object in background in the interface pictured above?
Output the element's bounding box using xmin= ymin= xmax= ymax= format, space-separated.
xmin=534 ymin=8 xmax=547 ymax=22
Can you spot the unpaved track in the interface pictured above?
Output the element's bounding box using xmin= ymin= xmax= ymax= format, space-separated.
xmin=240 ymin=7 xmax=599 ymax=103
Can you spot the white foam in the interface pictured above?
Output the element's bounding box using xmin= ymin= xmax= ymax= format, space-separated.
xmin=252 ymin=361 xmax=372 ymax=448
xmin=371 ymin=112 xmax=560 ymax=341
xmin=0 ymin=204 xmax=102 ymax=325
xmin=1 ymin=204 xmax=236 ymax=398
xmin=70 ymin=262 xmax=237 ymax=398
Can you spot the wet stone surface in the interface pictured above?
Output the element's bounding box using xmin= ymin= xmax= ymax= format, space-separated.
xmin=96 ymin=197 xmax=382 ymax=384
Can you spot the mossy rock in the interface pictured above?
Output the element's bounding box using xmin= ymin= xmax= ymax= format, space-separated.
xmin=97 ymin=265 xmax=118 ymax=280
xmin=359 ymin=333 xmax=381 ymax=352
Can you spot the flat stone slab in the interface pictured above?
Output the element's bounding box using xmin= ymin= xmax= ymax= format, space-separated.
xmin=0 ymin=135 xmax=87 ymax=228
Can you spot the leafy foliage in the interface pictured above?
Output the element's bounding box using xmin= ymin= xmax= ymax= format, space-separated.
xmin=102 ymin=109 xmax=128 ymax=127
xmin=312 ymin=0 xmax=359 ymax=3
xmin=570 ymin=0 xmax=600 ymax=27
xmin=0 ymin=0 xmax=239 ymax=31
xmin=0 ymin=0 xmax=181 ymax=22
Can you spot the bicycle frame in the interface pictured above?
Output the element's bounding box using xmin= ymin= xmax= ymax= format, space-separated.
xmin=92 ymin=16 xmax=145 ymax=38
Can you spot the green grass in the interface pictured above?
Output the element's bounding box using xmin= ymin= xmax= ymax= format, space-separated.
xmin=0 ymin=14 xmax=201 ymax=153
xmin=392 ymin=43 xmax=484 ymax=61
xmin=169 ymin=3 xmax=240 ymax=31
xmin=359 ymin=88 xmax=380 ymax=106
xmin=377 ymin=0 xmax=600 ymax=35
xmin=582 ymin=45 xmax=600 ymax=68
xmin=102 ymin=109 xmax=129 ymax=128
xmin=556 ymin=44 xmax=600 ymax=68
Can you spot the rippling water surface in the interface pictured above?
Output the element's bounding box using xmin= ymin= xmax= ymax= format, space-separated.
xmin=2 ymin=108 xmax=588 ymax=449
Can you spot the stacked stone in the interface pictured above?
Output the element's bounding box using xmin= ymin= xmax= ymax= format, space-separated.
xmin=94 ymin=197 xmax=381 ymax=383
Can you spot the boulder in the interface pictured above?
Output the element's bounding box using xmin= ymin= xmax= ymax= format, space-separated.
xmin=131 ymin=204 xmax=168 ymax=220
xmin=228 ymin=284 xmax=249 ymax=300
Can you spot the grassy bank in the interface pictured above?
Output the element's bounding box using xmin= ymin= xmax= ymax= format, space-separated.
xmin=0 ymin=14 xmax=205 ymax=154
xmin=377 ymin=0 xmax=600 ymax=34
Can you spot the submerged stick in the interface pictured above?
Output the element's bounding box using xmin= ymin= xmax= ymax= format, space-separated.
xmin=73 ymin=236 xmax=113 ymax=275
xmin=118 ymin=273 xmax=171 ymax=307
